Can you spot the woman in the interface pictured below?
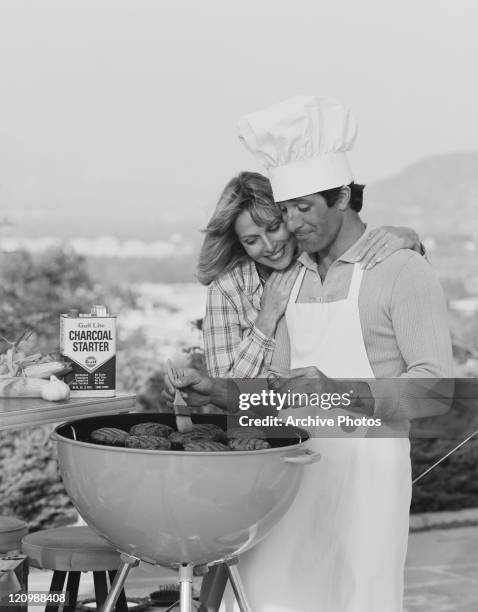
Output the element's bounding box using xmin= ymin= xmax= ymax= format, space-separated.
xmin=198 ymin=170 xmax=423 ymax=379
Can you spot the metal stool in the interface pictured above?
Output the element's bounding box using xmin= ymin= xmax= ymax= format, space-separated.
xmin=21 ymin=526 xmax=128 ymax=612
xmin=0 ymin=516 xmax=28 ymax=553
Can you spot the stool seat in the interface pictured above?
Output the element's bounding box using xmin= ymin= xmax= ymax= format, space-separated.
xmin=0 ymin=515 xmax=28 ymax=553
xmin=22 ymin=526 xmax=122 ymax=572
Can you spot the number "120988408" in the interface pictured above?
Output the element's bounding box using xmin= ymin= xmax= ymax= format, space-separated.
xmin=6 ymin=592 xmax=67 ymax=605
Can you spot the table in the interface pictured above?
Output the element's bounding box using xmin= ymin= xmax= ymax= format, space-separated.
xmin=0 ymin=394 xmax=136 ymax=604
xmin=0 ymin=394 xmax=136 ymax=431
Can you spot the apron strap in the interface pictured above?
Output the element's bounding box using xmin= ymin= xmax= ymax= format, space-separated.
xmin=290 ymin=265 xmax=307 ymax=304
xmin=347 ymin=263 xmax=364 ymax=301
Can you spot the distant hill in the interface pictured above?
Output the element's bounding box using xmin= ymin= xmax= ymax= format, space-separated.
xmin=2 ymin=151 xmax=477 ymax=241
xmin=363 ymin=152 xmax=478 ymax=237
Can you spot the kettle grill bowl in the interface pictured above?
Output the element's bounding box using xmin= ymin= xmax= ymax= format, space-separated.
xmin=52 ymin=413 xmax=311 ymax=567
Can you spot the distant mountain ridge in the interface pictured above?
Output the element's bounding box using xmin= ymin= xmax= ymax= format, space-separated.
xmin=364 ymin=152 xmax=478 ymax=237
xmin=2 ymin=152 xmax=477 ymax=240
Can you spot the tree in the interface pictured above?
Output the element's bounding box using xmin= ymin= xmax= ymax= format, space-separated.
xmin=0 ymin=248 xmax=95 ymax=351
xmin=0 ymin=248 xmax=97 ymax=529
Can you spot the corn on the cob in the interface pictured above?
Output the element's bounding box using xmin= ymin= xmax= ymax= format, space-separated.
xmin=21 ymin=361 xmax=69 ymax=379
xmin=0 ymin=377 xmax=48 ymax=397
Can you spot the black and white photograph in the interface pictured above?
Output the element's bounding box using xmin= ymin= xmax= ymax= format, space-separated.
xmin=1 ymin=2 xmax=478 ymax=611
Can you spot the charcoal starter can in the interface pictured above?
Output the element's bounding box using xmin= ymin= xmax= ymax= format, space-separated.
xmin=60 ymin=305 xmax=116 ymax=397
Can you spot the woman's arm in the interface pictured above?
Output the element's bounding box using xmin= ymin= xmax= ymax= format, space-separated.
xmin=203 ymin=281 xmax=276 ymax=378
xmin=358 ymin=226 xmax=424 ymax=270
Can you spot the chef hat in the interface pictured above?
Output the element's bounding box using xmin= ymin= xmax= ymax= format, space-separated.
xmin=238 ymin=96 xmax=358 ymax=202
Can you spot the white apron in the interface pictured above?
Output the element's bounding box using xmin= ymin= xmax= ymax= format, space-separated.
xmin=237 ymin=263 xmax=412 ymax=612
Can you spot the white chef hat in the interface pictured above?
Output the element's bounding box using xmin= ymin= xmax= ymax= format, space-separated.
xmin=238 ymin=96 xmax=358 ymax=202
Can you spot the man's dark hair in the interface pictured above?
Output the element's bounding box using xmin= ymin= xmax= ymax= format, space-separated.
xmin=321 ymin=182 xmax=365 ymax=212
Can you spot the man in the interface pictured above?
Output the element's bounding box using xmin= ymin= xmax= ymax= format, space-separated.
xmin=164 ymin=97 xmax=453 ymax=611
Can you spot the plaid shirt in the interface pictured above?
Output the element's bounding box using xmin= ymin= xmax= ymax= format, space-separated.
xmin=203 ymin=258 xmax=276 ymax=377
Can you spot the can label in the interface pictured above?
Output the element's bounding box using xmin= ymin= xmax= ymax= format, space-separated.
xmin=60 ymin=308 xmax=116 ymax=397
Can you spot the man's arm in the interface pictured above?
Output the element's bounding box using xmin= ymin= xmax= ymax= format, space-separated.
xmin=368 ymin=252 xmax=454 ymax=420
xmin=162 ymin=368 xmax=300 ymax=417
xmin=162 ymin=367 xmax=246 ymax=412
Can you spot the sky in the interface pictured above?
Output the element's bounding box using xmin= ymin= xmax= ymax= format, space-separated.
xmin=0 ymin=0 xmax=477 ymax=235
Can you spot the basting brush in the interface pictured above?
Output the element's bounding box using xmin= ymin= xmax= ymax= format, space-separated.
xmin=167 ymin=360 xmax=194 ymax=434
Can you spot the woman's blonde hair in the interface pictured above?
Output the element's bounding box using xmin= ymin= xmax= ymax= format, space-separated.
xmin=197 ymin=172 xmax=281 ymax=285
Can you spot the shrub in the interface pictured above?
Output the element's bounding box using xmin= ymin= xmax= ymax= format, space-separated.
xmin=411 ymin=438 xmax=478 ymax=513
xmin=0 ymin=425 xmax=77 ymax=531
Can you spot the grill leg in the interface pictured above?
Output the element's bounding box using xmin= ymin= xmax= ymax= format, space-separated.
xmin=108 ymin=570 xmax=128 ymax=612
xmin=64 ymin=571 xmax=81 ymax=612
xmin=198 ymin=564 xmax=228 ymax=612
xmin=100 ymin=554 xmax=139 ymax=612
xmin=225 ymin=560 xmax=252 ymax=612
xmin=179 ymin=564 xmax=194 ymax=612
